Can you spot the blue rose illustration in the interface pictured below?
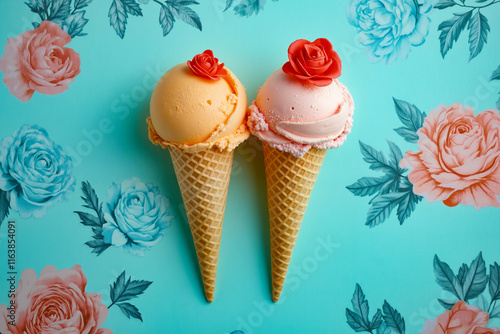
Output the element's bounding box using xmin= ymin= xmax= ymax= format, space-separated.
xmin=347 ymin=0 xmax=433 ymax=64
xmin=102 ymin=177 xmax=172 ymax=255
xmin=0 ymin=124 xmax=75 ymax=219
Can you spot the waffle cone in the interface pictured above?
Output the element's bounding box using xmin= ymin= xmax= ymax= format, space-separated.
xmin=168 ymin=146 xmax=234 ymax=302
xmin=262 ymin=141 xmax=326 ymax=302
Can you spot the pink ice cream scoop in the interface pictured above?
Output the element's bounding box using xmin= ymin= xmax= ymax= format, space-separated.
xmin=249 ymin=38 xmax=354 ymax=302
xmin=248 ymin=45 xmax=354 ymax=157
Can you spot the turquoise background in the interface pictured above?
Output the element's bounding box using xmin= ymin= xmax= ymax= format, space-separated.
xmin=0 ymin=1 xmax=499 ymax=333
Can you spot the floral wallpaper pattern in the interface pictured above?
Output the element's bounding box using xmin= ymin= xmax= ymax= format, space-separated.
xmin=224 ymin=0 xmax=279 ymax=16
xmin=347 ymin=100 xmax=500 ymax=226
xmin=0 ymin=265 xmax=151 ymax=333
xmin=75 ymin=178 xmax=172 ymax=256
xmin=435 ymin=0 xmax=499 ymax=61
xmin=401 ymin=104 xmax=500 ymax=209
xmin=346 ymin=253 xmax=500 ymax=333
xmin=0 ymin=124 xmax=74 ymax=225
xmin=0 ymin=20 xmax=80 ymax=102
xmin=346 ymin=0 xmax=433 ymax=64
xmin=346 ymin=0 xmax=500 ymax=64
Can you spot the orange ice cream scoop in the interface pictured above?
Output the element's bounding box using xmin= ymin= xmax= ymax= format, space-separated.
xmin=149 ymin=62 xmax=248 ymax=153
xmin=147 ymin=50 xmax=249 ymax=302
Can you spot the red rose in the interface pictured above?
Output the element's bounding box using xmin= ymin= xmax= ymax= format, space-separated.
xmin=187 ymin=50 xmax=227 ymax=81
xmin=282 ymin=38 xmax=341 ymax=87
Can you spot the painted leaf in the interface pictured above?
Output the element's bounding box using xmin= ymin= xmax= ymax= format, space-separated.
xmin=115 ymin=279 xmax=153 ymax=303
xmin=110 ymin=271 xmax=126 ymax=302
xmin=359 ymin=141 xmax=394 ymax=173
xmin=91 ymin=227 xmax=104 ymax=239
xmin=461 ymin=252 xmax=488 ymax=301
xmin=74 ymin=211 xmax=100 ymax=227
xmin=80 ymin=181 xmax=105 ymax=224
xmin=457 ymin=263 xmax=469 ymax=286
xmin=392 ymin=98 xmax=426 ymax=143
xmin=371 ymin=309 xmax=383 ymax=330
xmin=351 ymin=284 xmax=371 ymax=329
xmin=468 ymin=11 xmax=490 ymax=61
xmin=474 ymin=0 xmax=490 ymax=3
xmin=434 ymin=255 xmax=464 ymax=300
xmin=234 ymin=0 xmax=266 ymax=17
xmin=109 ymin=0 xmax=128 ymax=39
xmin=48 ymin=0 xmax=71 ymax=21
xmin=380 ymin=174 xmax=401 ymax=195
xmin=490 ymin=66 xmax=500 ymax=81
xmin=110 ymin=272 xmax=152 ymax=304
xmin=0 ymin=190 xmax=10 ymax=226
xmin=122 ymin=0 xmax=143 ymax=16
xmin=382 ymin=301 xmax=405 ymax=334
xmin=387 ymin=141 xmax=406 ymax=174
xmin=85 ymin=239 xmax=111 ymax=256
xmin=171 ymin=0 xmax=199 ymax=5
xmin=438 ymin=299 xmax=459 ymax=310
xmin=377 ymin=323 xmax=392 ymax=334
xmin=366 ymin=192 xmax=405 ymax=227
xmin=438 ymin=11 xmax=473 ymax=58
xmin=475 ymin=294 xmax=489 ymax=312
xmin=26 ymin=0 xmax=45 ymax=14
xmin=491 ymin=305 xmax=500 ymax=319
xmin=434 ymin=0 xmax=457 ymax=9
xmin=346 ymin=308 xmax=368 ymax=332
xmin=64 ymin=11 xmax=89 ymax=38
xmin=346 ymin=176 xmax=393 ymax=197
xmin=169 ymin=3 xmax=202 ymax=31
xmin=489 ymin=262 xmax=500 ymax=301
xmin=394 ymin=128 xmax=417 ymax=143
xmin=159 ymin=5 xmax=175 ymax=36
xmin=32 ymin=22 xmax=40 ymax=28
xmin=224 ymin=0 xmax=235 ymax=11
xmin=497 ymin=95 xmax=500 ymax=110
xmin=74 ymin=0 xmax=93 ymax=10
xmin=117 ymin=302 xmax=143 ymax=321
xmin=396 ymin=188 xmax=422 ymax=225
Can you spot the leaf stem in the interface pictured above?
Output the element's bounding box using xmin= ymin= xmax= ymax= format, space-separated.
xmin=488 ymin=299 xmax=497 ymax=314
xmin=108 ymin=301 xmax=116 ymax=309
xmin=455 ymin=0 xmax=500 ymax=9
xmin=153 ymin=0 xmax=165 ymax=6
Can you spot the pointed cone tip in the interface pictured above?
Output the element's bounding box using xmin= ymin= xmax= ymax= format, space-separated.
xmin=272 ymin=288 xmax=282 ymax=302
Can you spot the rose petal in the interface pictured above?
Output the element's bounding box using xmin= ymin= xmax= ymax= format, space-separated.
xmin=308 ymin=77 xmax=333 ymax=87
xmin=460 ymin=182 xmax=500 ymax=209
xmin=287 ymin=39 xmax=310 ymax=58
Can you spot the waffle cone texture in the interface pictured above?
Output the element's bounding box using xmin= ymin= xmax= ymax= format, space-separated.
xmin=168 ymin=146 xmax=234 ymax=302
xmin=262 ymin=141 xmax=326 ymax=302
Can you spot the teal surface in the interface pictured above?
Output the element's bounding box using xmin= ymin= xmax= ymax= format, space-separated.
xmin=0 ymin=1 xmax=500 ymax=333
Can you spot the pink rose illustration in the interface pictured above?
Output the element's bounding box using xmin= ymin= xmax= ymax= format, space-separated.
xmin=0 ymin=265 xmax=112 ymax=334
xmin=420 ymin=301 xmax=489 ymax=334
xmin=0 ymin=21 xmax=80 ymax=102
xmin=401 ymin=103 xmax=500 ymax=209
xmin=473 ymin=328 xmax=500 ymax=334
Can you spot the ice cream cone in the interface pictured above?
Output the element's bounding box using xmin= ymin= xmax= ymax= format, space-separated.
xmin=168 ymin=146 xmax=234 ymax=302
xmin=262 ymin=141 xmax=326 ymax=302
